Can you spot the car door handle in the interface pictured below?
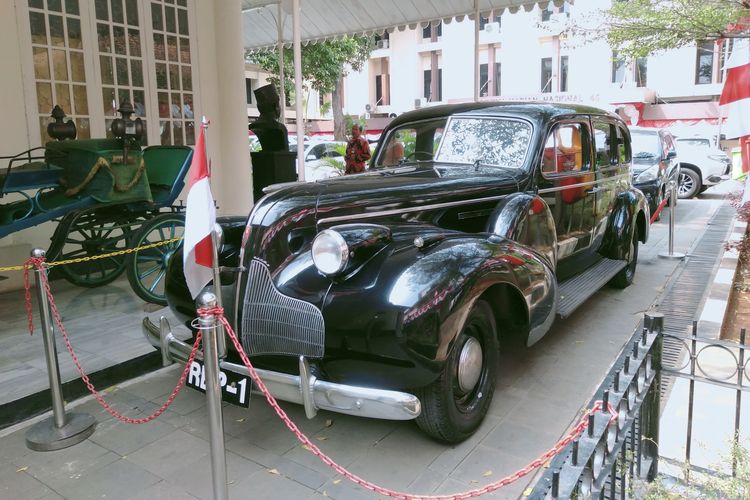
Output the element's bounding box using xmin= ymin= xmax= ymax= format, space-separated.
xmin=585 ymin=187 xmax=602 ymax=194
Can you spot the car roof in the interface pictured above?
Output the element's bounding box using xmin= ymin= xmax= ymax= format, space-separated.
xmin=387 ymin=101 xmax=622 ymax=129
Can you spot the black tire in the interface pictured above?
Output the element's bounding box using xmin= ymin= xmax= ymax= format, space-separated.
xmin=49 ymin=211 xmax=132 ymax=287
xmin=416 ymin=299 xmax=498 ymax=443
xmin=610 ymin=228 xmax=639 ymax=289
xmin=126 ymin=213 xmax=185 ymax=305
xmin=678 ymin=168 xmax=701 ymax=199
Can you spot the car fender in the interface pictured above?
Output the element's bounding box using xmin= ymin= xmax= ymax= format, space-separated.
xmin=600 ymin=187 xmax=649 ymax=260
xmin=387 ymin=236 xmax=557 ymax=361
xmin=485 ymin=192 xmax=557 ymax=270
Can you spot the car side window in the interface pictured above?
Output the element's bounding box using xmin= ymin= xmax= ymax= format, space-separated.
xmin=662 ymin=133 xmax=676 ymax=159
xmin=309 ymin=144 xmax=325 ymax=160
xmin=541 ymin=122 xmax=591 ymax=176
xmin=616 ymin=125 xmax=631 ymax=164
xmin=593 ymin=121 xmax=616 ymax=168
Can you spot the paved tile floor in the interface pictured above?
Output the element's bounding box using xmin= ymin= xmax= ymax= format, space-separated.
xmin=0 ymin=184 xmax=741 ymax=499
xmin=0 ymin=274 xmax=180 ymax=407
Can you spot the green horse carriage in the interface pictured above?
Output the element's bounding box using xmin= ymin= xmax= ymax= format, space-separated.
xmin=0 ymin=104 xmax=192 ymax=305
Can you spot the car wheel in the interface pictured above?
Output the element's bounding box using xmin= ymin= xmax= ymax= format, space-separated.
xmin=678 ymin=168 xmax=701 ymax=199
xmin=416 ymin=299 xmax=498 ymax=443
xmin=610 ymin=228 xmax=639 ymax=289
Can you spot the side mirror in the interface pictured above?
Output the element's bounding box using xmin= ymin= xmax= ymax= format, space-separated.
xmin=665 ymin=151 xmax=677 ymax=160
xmin=306 ymin=154 xmax=315 ymax=161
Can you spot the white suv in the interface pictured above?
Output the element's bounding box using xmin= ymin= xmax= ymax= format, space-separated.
xmin=675 ymin=136 xmax=732 ymax=199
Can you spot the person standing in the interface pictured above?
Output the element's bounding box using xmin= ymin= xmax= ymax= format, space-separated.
xmin=345 ymin=124 xmax=371 ymax=174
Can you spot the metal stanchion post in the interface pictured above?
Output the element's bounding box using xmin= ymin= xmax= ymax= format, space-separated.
xmin=658 ymin=181 xmax=685 ymax=259
xmin=26 ymin=248 xmax=96 ymax=451
xmin=198 ymin=291 xmax=228 ymax=500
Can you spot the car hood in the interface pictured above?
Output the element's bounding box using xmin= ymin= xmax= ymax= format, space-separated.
xmin=245 ymin=162 xmax=527 ymax=269
xmin=631 ymin=158 xmax=659 ymax=174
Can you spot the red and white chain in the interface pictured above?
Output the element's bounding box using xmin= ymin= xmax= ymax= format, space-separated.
xmin=24 ymin=258 xmax=203 ymax=424
xmin=199 ymin=308 xmax=618 ymax=500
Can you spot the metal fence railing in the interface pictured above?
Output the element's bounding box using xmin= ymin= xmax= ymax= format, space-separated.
xmin=529 ymin=313 xmax=664 ymax=499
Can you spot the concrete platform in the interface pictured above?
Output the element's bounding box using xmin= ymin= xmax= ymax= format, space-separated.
xmin=0 ymin=183 xmax=741 ymax=499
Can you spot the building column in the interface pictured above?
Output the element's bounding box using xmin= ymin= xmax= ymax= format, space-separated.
xmin=488 ymin=44 xmax=496 ymax=96
xmin=196 ymin=0 xmax=252 ymax=215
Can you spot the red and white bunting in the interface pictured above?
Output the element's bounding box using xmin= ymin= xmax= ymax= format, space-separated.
xmin=183 ymin=122 xmax=216 ymax=299
xmin=720 ymin=39 xmax=750 ymax=175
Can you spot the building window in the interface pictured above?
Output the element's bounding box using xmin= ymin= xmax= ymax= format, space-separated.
xmin=28 ymin=0 xmax=91 ymax=141
xmin=612 ymin=52 xmax=626 ymax=84
xmin=560 ymin=55 xmax=569 ymax=92
xmin=374 ymin=32 xmax=389 ymax=49
xmin=479 ymin=63 xmax=488 ymax=96
xmin=152 ymin=0 xmax=195 ymax=145
xmin=422 ymin=22 xmax=442 ymax=40
xmin=541 ymin=57 xmax=552 ymax=93
xmin=695 ymin=40 xmax=715 ymax=84
xmin=541 ymin=3 xmax=569 ymax=22
xmin=95 ymin=0 xmax=148 ymax=142
xmin=479 ymin=14 xmax=502 ymax=30
xmin=245 ymin=78 xmax=254 ymax=105
xmin=635 ymin=57 xmax=647 ymax=87
xmin=494 ymin=62 xmax=502 ymax=96
xmin=423 ymin=68 xmax=442 ymax=102
xmin=612 ymin=52 xmax=648 ymax=87
xmin=375 ymin=74 xmax=384 ymax=104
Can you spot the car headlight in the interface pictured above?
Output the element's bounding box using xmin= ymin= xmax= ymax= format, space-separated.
xmin=312 ymin=230 xmax=349 ymax=275
xmin=635 ymin=164 xmax=659 ymax=183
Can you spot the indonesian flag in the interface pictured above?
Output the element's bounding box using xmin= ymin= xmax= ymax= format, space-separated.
xmin=719 ymin=39 xmax=750 ymax=174
xmin=183 ymin=122 xmax=216 ymax=299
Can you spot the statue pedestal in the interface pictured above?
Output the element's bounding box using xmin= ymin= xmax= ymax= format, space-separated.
xmin=251 ymin=151 xmax=297 ymax=201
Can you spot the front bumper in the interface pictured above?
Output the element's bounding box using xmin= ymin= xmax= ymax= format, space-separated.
xmin=633 ymin=178 xmax=660 ymax=213
xmin=142 ymin=316 xmax=421 ymax=421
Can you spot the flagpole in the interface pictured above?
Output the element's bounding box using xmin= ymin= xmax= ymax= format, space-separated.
xmin=202 ymin=116 xmax=226 ymax=359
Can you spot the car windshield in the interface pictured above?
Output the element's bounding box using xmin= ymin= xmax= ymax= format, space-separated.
xmin=630 ymin=131 xmax=660 ymax=159
xmin=677 ymin=138 xmax=711 ymax=148
xmin=374 ymin=118 xmax=447 ymax=167
xmin=436 ymin=117 xmax=532 ymax=169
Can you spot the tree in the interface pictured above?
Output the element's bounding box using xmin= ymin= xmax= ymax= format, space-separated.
xmin=570 ymin=0 xmax=749 ymax=58
xmin=247 ymin=36 xmax=373 ymax=140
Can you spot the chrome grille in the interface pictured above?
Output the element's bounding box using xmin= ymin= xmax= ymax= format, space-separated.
xmin=240 ymin=259 xmax=325 ymax=358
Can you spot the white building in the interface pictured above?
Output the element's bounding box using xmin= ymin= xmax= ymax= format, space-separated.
xmin=343 ymin=1 xmax=731 ymax=135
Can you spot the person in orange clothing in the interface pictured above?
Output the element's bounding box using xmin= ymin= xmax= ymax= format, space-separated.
xmin=344 ymin=124 xmax=371 ymax=174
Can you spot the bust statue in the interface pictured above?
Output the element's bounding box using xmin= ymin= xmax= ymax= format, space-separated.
xmin=248 ymin=84 xmax=289 ymax=153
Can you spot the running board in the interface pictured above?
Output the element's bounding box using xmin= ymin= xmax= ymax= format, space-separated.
xmin=557 ymin=258 xmax=627 ymax=319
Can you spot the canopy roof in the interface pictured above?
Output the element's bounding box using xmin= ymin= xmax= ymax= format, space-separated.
xmin=241 ymin=0 xmax=568 ymax=50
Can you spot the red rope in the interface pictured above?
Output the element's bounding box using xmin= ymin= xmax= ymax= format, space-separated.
xmin=197 ymin=307 xmax=618 ymax=499
xmin=25 ymin=258 xmax=203 ymax=424
xmin=22 ymin=257 xmax=44 ymax=336
xmin=650 ymin=195 xmax=670 ymax=224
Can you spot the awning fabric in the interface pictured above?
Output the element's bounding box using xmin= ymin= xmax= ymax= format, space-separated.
xmin=242 ymin=0 xmax=569 ymax=51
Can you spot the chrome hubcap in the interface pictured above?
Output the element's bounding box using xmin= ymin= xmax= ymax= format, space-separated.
xmin=679 ymin=173 xmax=694 ymax=196
xmin=457 ymin=337 xmax=483 ymax=393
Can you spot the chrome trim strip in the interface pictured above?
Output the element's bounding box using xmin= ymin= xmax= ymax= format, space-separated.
xmin=142 ymin=317 xmax=421 ymax=421
xmin=537 ymin=172 xmax=631 ymax=195
xmin=317 ymin=192 xmax=511 ymax=225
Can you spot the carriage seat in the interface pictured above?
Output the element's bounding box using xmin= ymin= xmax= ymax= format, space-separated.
xmin=142 ymin=146 xmax=193 ymax=205
xmin=0 ymin=162 xmax=63 ymax=195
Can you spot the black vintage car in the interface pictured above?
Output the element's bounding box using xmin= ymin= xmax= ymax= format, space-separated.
xmin=144 ymin=102 xmax=650 ymax=443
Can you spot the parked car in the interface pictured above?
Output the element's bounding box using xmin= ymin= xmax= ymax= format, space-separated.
xmin=628 ymin=127 xmax=680 ymax=216
xmin=146 ymin=102 xmax=649 ymax=443
xmin=674 ymin=135 xmax=732 ymax=199
xmin=289 ymin=140 xmax=347 ymax=181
